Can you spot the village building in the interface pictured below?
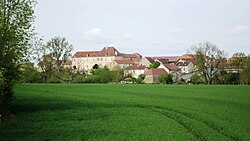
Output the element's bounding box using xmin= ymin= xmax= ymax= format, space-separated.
xmin=143 ymin=68 xmax=167 ymax=83
xmin=110 ymin=60 xmax=134 ymax=70
xmin=151 ymin=56 xmax=180 ymax=64
xmin=158 ymin=64 xmax=181 ymax=82
xmin=124 ymin=65 xmax=148 ymax=78
xmin=139 ymin=57 xmax=155 ymax=67
xmin=176 ymin=61 xmax=194 ymax=74
xmin=72 ymin=47 xmax=141 ymax=72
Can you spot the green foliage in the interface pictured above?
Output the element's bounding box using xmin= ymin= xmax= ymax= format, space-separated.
xmin=136 ymin=74 xmax=145 ymax=84
xmin=0 ymin=0 xmax=36 ymax=115
xmin=72 ymin=75 xmax=85 ymax=83
xmin=41 ymin=37 xmax=73 ymax=81
xmin=1 ymin=84 xmax=250 ymax=140
xmin=74 ymin=66 xmax=112 ymax=83
xmin=240 ymin=56 xmax=250 ymax=84
xmin=224 ymin=73 xmax=240 ymax=84
xmin=110 ymin=68 xmax=124 ymax=83
xmin=19 ymin=63 xmax=42 ymax=83
xmin=159 ymin=74 xmax=173 ymax=84
xmin=150 ymin=61 xmax=160 ymax=68
xmin=47 ymin=75 xmax=60 ymax=83
xmin=190 ymin=73 xmax=203 ymax=84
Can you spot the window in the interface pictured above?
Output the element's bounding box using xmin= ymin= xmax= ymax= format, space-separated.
xmin=97 ymin=58 xmax=99 ymax=61
xmin=101 ymin=58 xmax=103 ymax=61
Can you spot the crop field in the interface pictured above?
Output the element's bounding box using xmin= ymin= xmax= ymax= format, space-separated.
xmin=0 ymin=84 xmax=250 ymax=141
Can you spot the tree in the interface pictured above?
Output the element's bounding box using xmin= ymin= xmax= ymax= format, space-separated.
xmin=240 ymin=56 xmax=250 ymax=84
xmin=45 ymin=37 xmax=73 ymax=80
xmin=0 ymin=0 xmax=36 ymax=121
xmin=192 ymin=41 xmax=226 ymax=84
xmin=37 ymin=54 xmax=55 ymax=82
xmin=159 ymin=74 xmax=173 ymax=84
xmin=150 ymin=61 xmax=160 ymax=68
xmin=230 ymin=52 xmax=247 ymax=73
xmin=190 ymin=73 xmax=202 ymax=84
xmin=20 ymin=62 xmax=42 ymax=83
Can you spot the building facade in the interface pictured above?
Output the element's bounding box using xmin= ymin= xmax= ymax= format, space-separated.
xmin=72 ymin=47 xmax=141 ymax=72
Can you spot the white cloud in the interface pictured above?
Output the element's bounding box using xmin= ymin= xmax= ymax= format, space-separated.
xmin=228 ymin=25 xmax=250 ymax=35
xmin=85 ymin=28 xmax=103 ymax=37
xmin=84 ymin=28 xmax=114 ymax=44
xmin=122 ymin=33 xmax=136 ymax=40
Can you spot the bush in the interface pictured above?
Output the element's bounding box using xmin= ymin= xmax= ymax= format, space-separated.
xmin=136 ymin=74 xmax=146 ymax=84
xmin=224 ymin=73 xmax=240 ymax=84
xmin=47 ymin=76 xmax=61 ymax=83
xmin=159 ymin=74 xmax=173 ymax=84
xmin=72 ymin=75 xmax=85 ymax=83
xmin=190 ymin=73 xmax=203 ymax=84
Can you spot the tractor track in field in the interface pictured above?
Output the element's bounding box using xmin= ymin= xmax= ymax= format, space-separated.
xmin=135 ymin=105 xmax=241 ymax=141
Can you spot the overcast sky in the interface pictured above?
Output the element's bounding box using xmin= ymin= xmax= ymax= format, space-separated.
xmin=35 ymin=0 xmax=250 ymax=56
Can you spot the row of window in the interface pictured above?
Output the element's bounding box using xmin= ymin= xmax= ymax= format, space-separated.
xmin=73 ymin=57 xmax=113 ymax=62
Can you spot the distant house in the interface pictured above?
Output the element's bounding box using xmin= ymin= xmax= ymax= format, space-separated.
xmin=124 ymin=65 xmax=148 ymax=78
xmin=151 ymin=56 xmax=180 ymax=64
xmin=176 ymin=61 xmax=194 ymax=73
xmin=143 ymin=68 xmax=167 ymax=83
xmin=139 ymin=57 xmax=155 ymax=67
xmin=110 ymin=60 xmax=134 ymax=70
xmin=155 ymin=59 xmax=169 ymax=65
xmin=158 ymin=64 xmax=180 ymax=82
xmin=158 ymin=64 xmax=179 ymax=73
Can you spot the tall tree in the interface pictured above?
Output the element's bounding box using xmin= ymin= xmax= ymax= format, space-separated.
xmin=192 ymin=41 xmax=225 ymax=84
xmin=240 ymin=55 xmax=250 ymax=84
xmin=230 ymin=52 xmax=247 ymax=73
xmin=45 ymin=37 xmax=73 ymax=80
xmin=0 ymin=0 xmax=36 ymax=120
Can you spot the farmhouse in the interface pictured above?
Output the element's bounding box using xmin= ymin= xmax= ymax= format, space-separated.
xmin=124 ymin=65 xmax=148 ymax=78
xmin=139 ymin=57 xmax=155 ymax=67
xmin=143 ymin=68 xmax=167 ymax=83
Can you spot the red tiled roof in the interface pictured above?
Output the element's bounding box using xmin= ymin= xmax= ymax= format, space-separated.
xmin=73 ymin=47 xmax=120 ymax=58
xmin=144 ymin=68 xmax=167 ymax=75
xmin=125 ymin=65 xmax=147 ymax=70
xmin=145 ymin=57 xmax=155 ymax=64
xmin=131 ymin=58 xmax=142 ymax=64
xmin=151 ymin=56 xmax=180 ymax=62
xmin=163 ymin=64 xmax=179 ymax=71
xmin=156 ymin=59 xmax=169 ymax=64
xmin=180 ymin=54 xmax=195 ymax=60
xmin=120 ymin=53 xmax=142 ymax=59
xmin=113 ymin=60 xmax=134 ymax=64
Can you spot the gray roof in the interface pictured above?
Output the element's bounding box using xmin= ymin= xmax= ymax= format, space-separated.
xmin=176 ymin=62 xmax=191 ymax=66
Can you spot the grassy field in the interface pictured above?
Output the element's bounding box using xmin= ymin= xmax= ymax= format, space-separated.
xmin=0 ymin=84 xmax=250 ymax=141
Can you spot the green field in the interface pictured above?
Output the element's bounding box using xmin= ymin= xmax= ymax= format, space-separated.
xmin=0 ymin=84 xmax=250 ymax=141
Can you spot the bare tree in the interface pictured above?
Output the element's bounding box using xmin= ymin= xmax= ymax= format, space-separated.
xmin=192 ymin=41 xmax=226 ymax=84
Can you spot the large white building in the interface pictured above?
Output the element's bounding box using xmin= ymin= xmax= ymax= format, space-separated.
xmin=72 ymin=47 xmax=141 ymax=72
